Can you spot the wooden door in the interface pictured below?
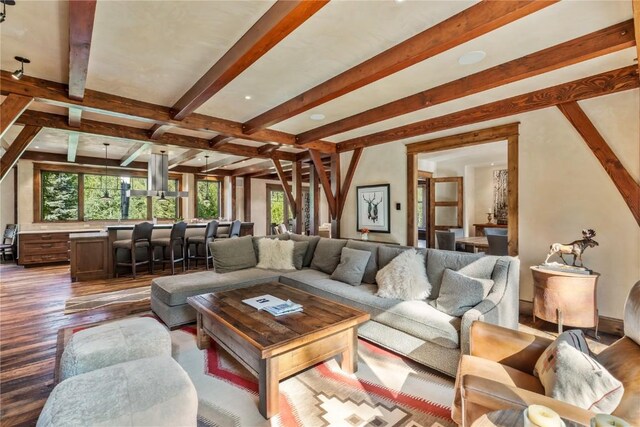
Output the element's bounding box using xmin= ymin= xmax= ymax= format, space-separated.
xmin=429 ymin=177 xmax=463 ymax=248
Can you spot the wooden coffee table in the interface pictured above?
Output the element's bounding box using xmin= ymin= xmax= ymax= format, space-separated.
xmin=187 ymin=282 xmax=370 ymax=419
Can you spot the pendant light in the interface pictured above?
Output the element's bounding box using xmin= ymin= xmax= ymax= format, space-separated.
xmin=157 ymin=150 xmax=169 ymax=202
xmin=101 ymin=143 xmax=112 ymax=200
xmin=11 ymin=56 xmax=30 ymax=80
xmin=0 ymin=0 xmax=16 ymax=24
xmin=203 ymin=155 xmax=211 ymax=207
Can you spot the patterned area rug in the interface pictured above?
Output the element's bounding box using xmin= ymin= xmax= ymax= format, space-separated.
xmin=57 ymin=317 xmax=455 ymax=426
xmin=64 ymin=287 xmax=150 ymax=314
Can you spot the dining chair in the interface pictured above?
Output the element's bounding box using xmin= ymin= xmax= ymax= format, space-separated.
xmin=435 ymin=231 xmax=456 ymax=251
xmin=0 ymin=224 xmax=18 ymax=261
xmin=113 ymin=222 xmax=154 ymax=278
xmin=151 ymin=222 xmax=188 ymax=275
xmin=449 ymin=228 xmax=466 ymax=251
xmin=487 ymin=234 xmax=509 ymax=255
xmin=187 ymin=220 xmax=218 ymax=270
xmin=216 ymin=220 xmax=242 ymax=239
xmin=484 ymin=227 xmax=508 ymax=236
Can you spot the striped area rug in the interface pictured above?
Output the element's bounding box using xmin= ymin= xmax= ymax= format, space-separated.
xmin=173 ymin=326 xmax=455 ymax=427
xmin=64 ymin=286 xmax=151 ymax=314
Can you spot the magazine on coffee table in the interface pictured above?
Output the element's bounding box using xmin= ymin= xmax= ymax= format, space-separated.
xmin=242 ymin=294 xmax=303 ymax=316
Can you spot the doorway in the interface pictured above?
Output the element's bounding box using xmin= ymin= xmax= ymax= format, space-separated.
xmin=266 ymin=184 xmax=310 ymax=235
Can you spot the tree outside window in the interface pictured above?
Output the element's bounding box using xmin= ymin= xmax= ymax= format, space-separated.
xmin=41 ymin=171 xmax=79 ymax=221
xmin=196 ymin=179 xmax=221 ymax=219
xmin=152 ymin=179 xmax=179 ymax=219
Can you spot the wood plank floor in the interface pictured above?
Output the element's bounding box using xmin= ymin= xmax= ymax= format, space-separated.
xmin=0 ymin=261 xmax=205 ymax=427
xmin=0 ymin=261 xmax=618 ymax=426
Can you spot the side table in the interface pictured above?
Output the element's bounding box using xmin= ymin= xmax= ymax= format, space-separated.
xmin=531 ymin=266 xmax=600 ymax=338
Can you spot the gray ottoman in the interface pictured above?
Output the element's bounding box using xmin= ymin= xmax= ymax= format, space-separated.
xmin=61 ymin=317 xmax=171 ymax=381
xmin=37 ymin=356 xmax=197 ymax=427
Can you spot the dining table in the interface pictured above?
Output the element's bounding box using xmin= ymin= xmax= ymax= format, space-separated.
xmin=455 ymin=236 xmax=489 ymax=252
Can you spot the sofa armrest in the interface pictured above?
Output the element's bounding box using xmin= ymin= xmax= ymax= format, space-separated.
xmin=461 ymin=374 xmax=594 ymax=426
xmin=469 ymin=321 xmax=553 ymax=373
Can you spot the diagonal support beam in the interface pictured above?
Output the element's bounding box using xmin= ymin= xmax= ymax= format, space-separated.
xmin=557 ymin=101 xmax=640 ymax=226
xmin=172 ymin=0 xmax=328 ymax=120
xmin=0 ymin=125 xmax=41 ymax=181
xmin=209 ymin=135 xmax=235 ymax=149
xmin=68 ymin=0 xmax=97 ymax=100
xmin=337 ymin=147 xmax=363 ymax=219
xmin=257 ymin=143 xmax=281 ymax=155
xmin=1 ymin=94 xmax=33 ymax=139
xmin=309 ymin=149 xmax=336 ymax=218
xmin=243 ymin=0 xmax=556 ymax=134
xmin=271 ymin=157 xmax=297 ymax=214
xmin=67 ymin=132 xmax=79 ymax=162
xmin=120 ymin=142 xmax=149 ymax=166
xmin=149 ymin=123 xmax=172 ymax=139
xmin=168 ymin=149 xmax=201 ymax=169
xmin=297 ymin=19 xmax=636 ymax=144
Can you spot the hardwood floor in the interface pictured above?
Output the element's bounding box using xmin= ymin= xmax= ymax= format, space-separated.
xmin=0 ymin=260 xmax=619 ymax=426
xmin=0 ymin=260 xmax=204 ymax=427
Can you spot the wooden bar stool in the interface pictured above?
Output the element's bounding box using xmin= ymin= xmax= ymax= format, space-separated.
xmin=151 ymin=222 xmax=188 ymax=275
xmin=186 ymin=220 xmax=218 ymax=270
xmin=216 ymin=220 xmax=241 ymax=239
xmin=113 ymin=222 xmax=154 ymax=279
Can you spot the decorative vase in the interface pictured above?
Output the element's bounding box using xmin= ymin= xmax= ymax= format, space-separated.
xmin=361 ymin=233 xmax=369 ymax=241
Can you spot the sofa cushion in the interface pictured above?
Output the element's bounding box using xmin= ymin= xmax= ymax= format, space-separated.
xmin=345 ymin=240 xmax=379 ymax=284
xmin=331 ymin=247 xmax=371 ymax=286
xmin=252 ymin=234 xmax=290 ymax=257
xmin=378 ymin=245 xmax=427 ymax=270
xmin=430 ymin=269 xmax=494 ymax=316
xmin=426 ymin=249 xmax=485 ymax=298
xmin=151 ymin=268 xmax=281 ymax=306
xmin=209 ymin=235 xmax=257 ymax=273
xmin=292 ymin=241 xmax=309 ymax=270
xmin=280 ymin=269 xmax=460 ymax=349
xmin=290 ymin=234 xmax=321 ymax=267
xmin=597 ymin=337 xmax=640 ymax=424
xmin=256 ymin=238 xmax=295 ymax=270
xmin=376 ymin=249 xmax=431 ymax=300
xmin=310 ymin=238 xmax=347 ymax=274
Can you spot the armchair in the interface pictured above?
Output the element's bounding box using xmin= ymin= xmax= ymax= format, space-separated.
xmin=452 ymin=280 xmax=640 ymax=426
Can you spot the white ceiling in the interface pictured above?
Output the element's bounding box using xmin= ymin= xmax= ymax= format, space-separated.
xmin=0 ymin=0 xmax=636 ymax=164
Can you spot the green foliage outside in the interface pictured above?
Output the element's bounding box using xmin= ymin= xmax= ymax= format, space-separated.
xmin=153 ymin=179 xmax=178 ymax=219
xmin=270 ymin=190 xmax=286 ymax=226
xmin=417 ymin=186 xmax=425 ymax=228
xmin=42 ymin=172 xmax=78 ymax=221
xmin=84 ymin=175 xmax=149 ymax=220
xmin=196 ymin=180 xmax=220 ymax=219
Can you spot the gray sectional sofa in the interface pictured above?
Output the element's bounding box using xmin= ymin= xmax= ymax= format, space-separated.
xmin=151 ymin=234 xmax=519 ymax=376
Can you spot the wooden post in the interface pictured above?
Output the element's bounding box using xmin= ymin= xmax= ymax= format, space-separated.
xmin=330 ymin=153 xmax=341 ymax=238
xmin=507 ymin=135 xmax=519 ymax=256
xmin=406 ymin=153 xmax=418 ymax=246
xmin=244 ymin=177 xmax=252 ymax=222
xmin=0 ymin=94 xmax=33 ymax=139
xmin=293 ymin=161 xmax=303 ymax=233
xmin=309 ymin=166 xmax=319 ymax=235
xmin=231 ymin=176 xmax=237 ymax=219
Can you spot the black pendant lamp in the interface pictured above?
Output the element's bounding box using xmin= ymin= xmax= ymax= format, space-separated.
xmin=101 ymin=143 xmax=112 ymax=200
xmin=203 ymin=155 xmax=211 ymax=207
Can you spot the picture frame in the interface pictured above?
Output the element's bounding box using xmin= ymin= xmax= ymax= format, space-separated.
xmin=356 ymin=184 xmax=390 ymax=233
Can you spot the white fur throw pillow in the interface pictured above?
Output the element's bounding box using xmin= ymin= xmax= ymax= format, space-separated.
xmin=257 ymin=238 xmax=295 ymax=270
xmin=375 ymin=249 xmax=431 ymax=300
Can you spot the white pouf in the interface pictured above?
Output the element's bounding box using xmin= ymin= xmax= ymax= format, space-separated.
xmin=60 ymin=317 xmax=171 ymax=381
xmin=37 ymin=356 xmax=197 ymax=427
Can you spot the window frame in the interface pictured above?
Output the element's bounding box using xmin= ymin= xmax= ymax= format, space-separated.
xmin=194 ymin=175 xmax=224 ymax=219
xmin=33 ymin=163 xmax=183 ymax=223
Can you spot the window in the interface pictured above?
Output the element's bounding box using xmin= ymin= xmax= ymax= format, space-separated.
xmin=38 ymin=167 xmax=181 ymax=222
xmin=195 ymin=179 xmax=221 ymax=219
xmin=417 ymin=183 xmax=426 ymax=229
xmin=41 ymin=171 xmax=79 ymax=221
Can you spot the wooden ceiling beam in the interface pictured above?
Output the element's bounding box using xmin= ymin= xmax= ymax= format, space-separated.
xmin=338 ymin=65 xmax=640 ymax=151
xmin=309 ymin=149 xmax=336 ymax=218
xmin=242 ymin=0 xmax=556 ymax=134
xmin=14 ymin=110 xmax=298 ymax=162
xmin=337 ymin=147 xmax=363 ymax=218
xmin=68 ymin=0 xmax=97 ymax=101
xmin=0 ymin=72 xmax=335 ymax=153
xmin=67 ymin=132 xmax=79 ymax=162
xmin=209 ymin=135 xmax=235 ymax=149
xmin=171 ymin=0 xmax=328 ymax=120
xmin=297 ymin=19 xmax=636 ymax=144
xmin=120 ymin=142 xmax=149 ymax=166
xmin=0 ymin=126 xmax=41 ymax=181
xmin=271 ymin=157 xmax=297 ymax=213
xmin=557 ymin=101 xmax=640 ymax=225
xmin=168 ymin=148 xmax=201 ymax=169
xmin=0 ymin=94 xmax=33 ymax=139
xmin=201 ymin=156 xmax=246 ymax=173
xmin=148 ymin=123 xmax=172 ymax=140
xmin=257 ymin=143 xmax=281 ymax=155
xmin=231 ymin=160 xmax=276 ymax=176
xmin=68 ymin=107 xmax=82 ymax=127
xmin=406 ymin=123 xmax=520 ymax=154
xmin=633 ymin=1 xmax=640 ymax=78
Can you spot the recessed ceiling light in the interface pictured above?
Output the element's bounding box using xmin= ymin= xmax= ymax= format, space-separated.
xmin=491 ymin=162 xmax=495 ymax=166
xmin=458 ymin=50 xmax=486 ymax=65
xmin=310 ymin=113 xmax=325 ymax=121
xmin=34 ymin=145 xmax=39 ymax=149
xmin=244 ymin=95 xmax=252 ymax=100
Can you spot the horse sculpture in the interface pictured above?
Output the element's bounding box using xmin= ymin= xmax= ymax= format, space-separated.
xmin=363 ymin=194 xmax=382 ymax=223
xmin=544 ymin=229 xmax=599 ymax=267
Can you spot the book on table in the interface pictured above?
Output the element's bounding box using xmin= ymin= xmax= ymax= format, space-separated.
xmin=242 ymin=294 xmax=303 ymax=316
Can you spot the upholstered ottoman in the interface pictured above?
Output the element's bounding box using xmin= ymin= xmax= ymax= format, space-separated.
xmin=60 ymin=317 xmax=171 ymax=381
xmin=37 ymin=356 xmax=197 ymax=427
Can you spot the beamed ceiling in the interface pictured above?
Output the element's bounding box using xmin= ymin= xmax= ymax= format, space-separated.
xmin=0 ymin=0 xmax=638 ymax=178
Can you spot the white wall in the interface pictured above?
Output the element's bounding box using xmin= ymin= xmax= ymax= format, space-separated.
xmin=0 ymin=167 xmax=15 ymax=232
xmin=340 ymin=90 xmax=639 ymax=319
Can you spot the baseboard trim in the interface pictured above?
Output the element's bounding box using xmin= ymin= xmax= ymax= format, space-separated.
xmin=519 ymin=299 xmax=624 ymax=337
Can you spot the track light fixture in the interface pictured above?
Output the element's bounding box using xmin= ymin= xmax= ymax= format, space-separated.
xmin=12 ymin=56 xmax=30 ymax=80
xmin=0 ymin=0 xmax=16 ymax=24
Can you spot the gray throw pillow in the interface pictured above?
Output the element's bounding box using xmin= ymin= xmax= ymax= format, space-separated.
xmin=345 ymin=240 xmax=379 ymax=284
xmin=426 ymin=249 xmax=484 ymax=298
xmin=378 ymin=245 xmax=427 ymax=270
xmin=290 ymin=234 xmax=321 ymax=267
xmin=430 ymin=268 xmax=494 ymax=316
xmin=310 ymin=238 xmax=347 ymax=274
xmin=292 ymin=241 xmax=309 ymax=270
xmin=209 ymin=235 xmax=257 ymax=273
xmin=331 ymin=247 xmax=371 ymax=286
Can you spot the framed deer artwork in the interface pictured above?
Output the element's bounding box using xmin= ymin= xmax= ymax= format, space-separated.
xmin=356 ymin=184 xmax=390 ymax=233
